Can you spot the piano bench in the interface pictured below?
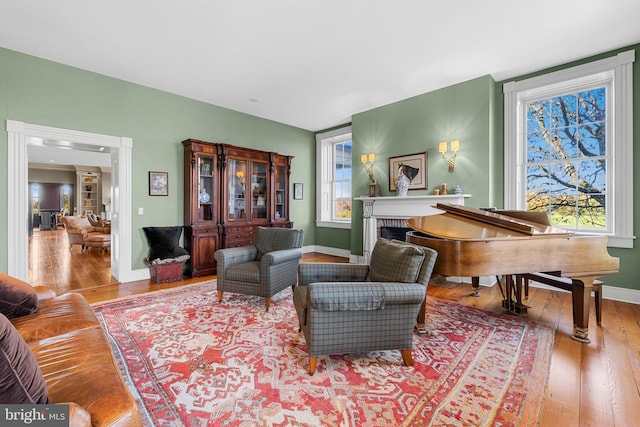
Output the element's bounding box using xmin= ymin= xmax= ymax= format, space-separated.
xmin=523 ymin=273 xmax=603 ymax=325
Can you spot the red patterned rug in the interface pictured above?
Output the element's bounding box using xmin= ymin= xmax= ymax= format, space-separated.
xmin=92 ymin=281 xmax=554 ymax=426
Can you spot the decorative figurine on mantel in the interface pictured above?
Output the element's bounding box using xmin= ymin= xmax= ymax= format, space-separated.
xmin=396 ymin=163 xmax=419 ymax=197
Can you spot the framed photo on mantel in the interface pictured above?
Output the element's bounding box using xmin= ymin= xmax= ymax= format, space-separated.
xmin=388 ymin=152 xmax=428 ymax=191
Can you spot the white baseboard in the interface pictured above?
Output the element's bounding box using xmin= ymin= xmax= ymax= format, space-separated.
xmin=527 ymin=281 xmax=640 ymax=305
xmin=436 ymin=276 xmax=639 ymax=305
xmin=128 ymin=267 xmax=151 ymax=282
xmin=303 ymin=245 xmax=351 ymax=259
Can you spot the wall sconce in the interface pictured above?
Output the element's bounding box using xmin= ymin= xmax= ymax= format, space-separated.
xmin=438 ymin=140 xmax=460 ymax=173
xmin=360 ymin=152 xmax=380 ymax=197
xmin=360 ymin=153 xmax=376 ymax=181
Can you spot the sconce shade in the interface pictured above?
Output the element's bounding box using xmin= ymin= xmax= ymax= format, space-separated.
xmin=361 ymin=152 xmax=376 ymax=181
xmin=439 ymin=140 xmax=460 ymax=173
xmin=361 ymin=153 xmax=376 ymax=164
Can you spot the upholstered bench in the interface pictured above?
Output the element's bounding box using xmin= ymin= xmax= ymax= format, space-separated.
xmin=83 ymin=233 xmax=111 ymax=252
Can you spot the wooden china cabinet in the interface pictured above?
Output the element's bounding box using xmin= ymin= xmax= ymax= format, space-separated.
xmin=182 ymin=139 xmax=293 ymax=277
xmin=182 ymin=140 xmax=221 ymax=277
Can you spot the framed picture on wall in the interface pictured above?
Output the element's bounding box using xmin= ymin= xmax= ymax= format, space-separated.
xmin=388 ymin=152 xmax=428 ymax=191
xmin=293 ymin=183 xmax=303 ymax=200
xmin=149 ymin=171 xmax=168 ymax=196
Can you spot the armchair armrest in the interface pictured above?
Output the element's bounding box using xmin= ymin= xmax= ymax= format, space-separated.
xmin=33 ymin=285 xmax=57 ymax=301
xmin=261 ymin=248 xmax=303 ymax=266
xmin=214 ymin=245 xmax=257 ymax=269
xmin=66 ymin=228 xmax=88 ymax=238
xmin=298 ymin=262 xmax=369 ymax=286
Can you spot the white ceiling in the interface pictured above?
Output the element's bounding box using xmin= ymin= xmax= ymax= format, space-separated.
xmin=27 ymin=138 xmax=112 ymax=168
xmin=2 ymin=0 xmax=639 ymax=134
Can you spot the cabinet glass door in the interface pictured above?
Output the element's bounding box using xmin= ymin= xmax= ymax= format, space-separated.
xmin=198 ymin=156 xmax=215 ymax=222
xmin=227 ymin=159 xmax=247 ymax=220
xmin=275 ymin=165 xmax=286 ymax=220
xmin=251 ymin=161 xmax=268 ymax=220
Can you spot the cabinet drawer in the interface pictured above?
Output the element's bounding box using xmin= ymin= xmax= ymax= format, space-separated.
xmin=225 ymin=226 xmax=257 ymax=247
xmin=226 ymin=236 xmax=255 ymax=248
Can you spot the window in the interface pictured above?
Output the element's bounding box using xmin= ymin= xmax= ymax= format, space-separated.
xmin=316 ymin=126 xmax=352 ymax=228
xmin=504 ymin=50 xmax=634 ymax=248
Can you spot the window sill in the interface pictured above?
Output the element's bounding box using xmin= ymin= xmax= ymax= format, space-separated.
xmin=316 ymin=220 xmax=351 ymax=230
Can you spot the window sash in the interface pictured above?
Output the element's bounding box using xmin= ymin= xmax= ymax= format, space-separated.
xmin=316 ymin=126 xmax=352 ymax=228
xmin=504 ymin=50 xmax=634 ymax=248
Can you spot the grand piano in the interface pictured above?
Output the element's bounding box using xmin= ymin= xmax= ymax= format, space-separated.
xmin=406 ymin=203 xmax=620 ymax=343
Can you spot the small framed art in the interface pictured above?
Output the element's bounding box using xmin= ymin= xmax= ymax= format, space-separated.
xmin=149 ymin=171 xmax=168 ymax=196
xmin=293 ymin=183 xmax=303 ymax=200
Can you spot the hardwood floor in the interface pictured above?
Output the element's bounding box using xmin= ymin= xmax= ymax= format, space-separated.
xmin=28 ymin=228 xmax=640 ymax=426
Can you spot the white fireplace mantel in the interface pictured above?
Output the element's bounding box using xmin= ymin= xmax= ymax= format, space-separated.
xmin=355 ymin=194 xmax=470 ymax=262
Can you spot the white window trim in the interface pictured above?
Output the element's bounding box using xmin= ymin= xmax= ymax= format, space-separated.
xmin=316 ymin=126 xmax=352 ymax=229
xmin=503 ymin=50 xmax=635 ymax=248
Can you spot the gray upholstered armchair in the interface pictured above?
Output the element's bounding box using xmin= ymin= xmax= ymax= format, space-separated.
xmin=214 ymin=227 xmax=304 ymax=311
xmin=293 ymin=238 xmax=437 ymax=375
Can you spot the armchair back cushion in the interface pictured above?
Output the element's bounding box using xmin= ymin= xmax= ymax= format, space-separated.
xmin=254 ymin=227 xmax=304 ymax=260
xmin=61 ymin=216 xmax=94 ymax=232
xmin=367 ymin=238 xmax=426 ymax=283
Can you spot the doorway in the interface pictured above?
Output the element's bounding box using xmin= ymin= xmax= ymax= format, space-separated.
xmin=7 ymin=120 xmax=135 ymax=283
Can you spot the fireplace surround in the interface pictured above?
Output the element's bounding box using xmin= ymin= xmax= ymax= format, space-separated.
xmin=354 ymin=194 xmax=470 ymax=262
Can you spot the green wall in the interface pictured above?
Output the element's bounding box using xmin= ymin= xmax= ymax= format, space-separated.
xmin=349 ymin=75 xmax=497 ymax=257
xmin=0 ymin=47 xmax=315 ymax=271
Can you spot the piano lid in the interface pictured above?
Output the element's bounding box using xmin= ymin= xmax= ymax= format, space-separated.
xmin=406 ymin=204 xmax=571 ymax=241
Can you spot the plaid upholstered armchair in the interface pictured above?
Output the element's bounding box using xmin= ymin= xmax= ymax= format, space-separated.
xmin=214 ymin=227 xmax=304 ymax=311
xmin=294 ymin=238 xmax=437 ymax=375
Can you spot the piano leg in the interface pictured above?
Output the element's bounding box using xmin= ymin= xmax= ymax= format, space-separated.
xmin=571 ymin=277 xmax=597 ymax=343
xmin=502 ymin=275 xmax=528 ymax=314
xmin=469 ymin=276 xmax=480 ymax=297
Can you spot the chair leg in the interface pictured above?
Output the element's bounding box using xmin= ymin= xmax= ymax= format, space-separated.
xmin=401 ymin=349 xmax=413 ymax=367
xmin=308 ymin=357 xmax=317 ymax=376
xmin=217 ymin=291 xmax=223 ymax=302
xmin=265 ymin=297 xmax=271 ymax=311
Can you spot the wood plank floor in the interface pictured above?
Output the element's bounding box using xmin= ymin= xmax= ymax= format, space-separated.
xmin=29 ymin=228 xmax=640 ymax=426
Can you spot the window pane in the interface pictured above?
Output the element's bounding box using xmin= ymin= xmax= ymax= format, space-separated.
xmin=576 ymin=195 xmax=606 ymax=229
xmin=578 ymin=88 xmax=606 ymax=123
xmin=524 ymin=86 xmax=607 ymax=231
xmin=577 ymin=123 xmax=605 ymax=157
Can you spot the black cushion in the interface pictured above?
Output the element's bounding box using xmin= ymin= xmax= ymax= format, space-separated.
xmin=142 ymin=226 xmax=189 ymax=261
xmin=0 ymin=314 xmax=50 ymax=404
xmin=0 ymin=273 xmax=39 ymax=319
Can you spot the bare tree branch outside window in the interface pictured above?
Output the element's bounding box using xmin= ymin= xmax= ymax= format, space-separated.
xmin=526 ymin=87 xmax=607 ymax=229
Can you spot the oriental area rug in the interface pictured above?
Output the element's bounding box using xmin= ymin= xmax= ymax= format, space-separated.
xmin=91 ymin=281 xmax=554 ymax=426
